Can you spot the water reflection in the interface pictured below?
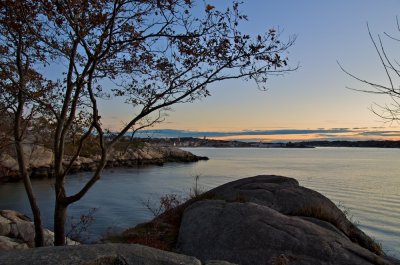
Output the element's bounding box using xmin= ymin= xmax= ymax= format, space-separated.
xmin=0 ymin=147 xmax=399 ymax=256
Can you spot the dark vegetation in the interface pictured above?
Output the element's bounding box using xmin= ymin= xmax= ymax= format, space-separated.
xmin=105 ymin=189 xmax=219 ymax=251
xmin=145 ymin=136 xmax=400 ymax=148
xmin=0 ymin=109 xmax=147 ymax=158
xmin=298 ymin=140 xmax=400 ymax=148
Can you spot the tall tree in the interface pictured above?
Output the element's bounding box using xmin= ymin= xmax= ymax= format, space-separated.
xmin=0 ymin=0 xmax=53 ymax=246
xmin=2 ymin=0 xmax=296 ymax=246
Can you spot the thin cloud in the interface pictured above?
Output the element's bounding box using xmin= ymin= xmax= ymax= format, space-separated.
xmin=359 ymin=131 xmax=400 ymax=137
xmin=135 ymin=128 xmax=354 ymax=137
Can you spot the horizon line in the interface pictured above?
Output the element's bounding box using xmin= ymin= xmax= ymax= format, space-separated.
xmin=128 ymin=127 xmax=400 ymax=141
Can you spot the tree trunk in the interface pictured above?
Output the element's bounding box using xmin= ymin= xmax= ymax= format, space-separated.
xmin=54 ymin=198 xmax=67 ymax=246
xmin=15 ymin=141 xmax=45 ymax=247
xmin=14 ymin=90 xmax=44 ymax=247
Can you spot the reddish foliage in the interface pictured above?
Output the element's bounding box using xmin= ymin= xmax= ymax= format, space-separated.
xmin=127 ymin=234 xmax=169 ymax=251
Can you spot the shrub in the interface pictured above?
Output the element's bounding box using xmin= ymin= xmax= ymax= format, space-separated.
xmin=66 ymin=208 xmax=98 ymax=243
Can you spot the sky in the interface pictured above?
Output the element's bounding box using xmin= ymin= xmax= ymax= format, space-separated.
xmin=100 ymin=0 xmax=400 ymax=141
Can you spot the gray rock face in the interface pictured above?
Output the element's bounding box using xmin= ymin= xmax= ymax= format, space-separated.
xmin=0 ymin=243 xmax=236 ymax=265
xmin=27 ymin=145 xmax=53 ymax=169
xmin=0 ymin=154 xmax=19 ymax=182
xmin=0 ymin=210 xmax=236 ymax=265
xmin=177 ymin=175 xmax=399 ymax=265
xmin=0 ymin=210 xmax=78 ymax=250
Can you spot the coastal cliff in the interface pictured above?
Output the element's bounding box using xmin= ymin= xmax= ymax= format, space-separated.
xmin=0 ymin=144 xmax=208 ymax=183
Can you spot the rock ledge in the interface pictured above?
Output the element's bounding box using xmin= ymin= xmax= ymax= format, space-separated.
xmin=176 ymin=175 xmax=400 ymax=265
xmin=0 ymin=210 xmax=78 ymax=250
xmin=0 ymin=144 xmax=208 ymax=183
xmin=0 ymin=243 xmax=236 ymax=265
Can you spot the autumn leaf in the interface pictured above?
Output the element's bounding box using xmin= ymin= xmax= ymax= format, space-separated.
xmin=205 ymin=4 xmax=215 ymax=12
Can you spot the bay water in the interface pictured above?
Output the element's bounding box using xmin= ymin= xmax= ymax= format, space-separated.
xmin=0 ymin=147 xmax=399 ymax=257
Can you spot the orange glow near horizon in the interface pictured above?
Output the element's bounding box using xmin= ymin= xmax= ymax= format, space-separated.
xmin=208 ymin=133 xmax=400 ymax=142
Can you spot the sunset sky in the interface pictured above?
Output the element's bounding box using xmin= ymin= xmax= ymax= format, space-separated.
xmin=100 ymin=0 xmax=400 ymax=141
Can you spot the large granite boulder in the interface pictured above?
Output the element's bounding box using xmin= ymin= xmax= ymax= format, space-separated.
xmin=0 ymin=154 xmax=18 ymax=182
xmin=0 ymin=145 xmax=54 ymax=180
xmin=0 ymin=210 xmax=78 ymax=250
xmin=0 ymin=154 xmax=18 ymax=171
xmin=177 ymin=175 xmax=399 ymax=265
xmin=0 ymin=243 xmax=237 ymax=265
xmin=27 ymin=145 xmax=53 ymax=169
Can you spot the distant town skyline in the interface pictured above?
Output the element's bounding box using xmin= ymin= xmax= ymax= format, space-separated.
xmin=99 ymin=0 xmax=400 ymax=141
xmin=133 ymin=128 xmax=400 ymax=142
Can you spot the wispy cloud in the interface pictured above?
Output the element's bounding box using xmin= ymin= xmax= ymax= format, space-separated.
xmin=359 ymin=131 xmax=400 ymax=137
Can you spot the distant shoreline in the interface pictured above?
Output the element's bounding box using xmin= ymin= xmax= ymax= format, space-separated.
xmin=145 ymin=137 xmax=400 ymax=149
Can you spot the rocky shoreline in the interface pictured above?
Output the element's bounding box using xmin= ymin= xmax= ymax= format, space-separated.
xmin=0 ymin=210 xmax=78 ymax=250
xmin=1 ymin=175 xmax=398 ymax=265
xmin=0 ymin=144 xmax=208 ymax=183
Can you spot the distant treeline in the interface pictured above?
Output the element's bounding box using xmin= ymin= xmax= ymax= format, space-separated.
xmin=298 ymin=140 xmax=400 ymax=148
xmin=144 ymin=137 xmax=400 ymax=148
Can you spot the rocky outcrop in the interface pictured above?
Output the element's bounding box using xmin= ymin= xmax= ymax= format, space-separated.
xmin=0 ymin=243 xmax=237 ymax=265
xmin=2 ymin=176 xmax=396 ymax=265
xmin=0 ymin=210 xmax=78 ymax=250
xmin=177 ymin=175 xmax=400 ymax=265
xmin=0 ymin=146 xmax=54 ymax=182
xmin=104 ymin=145 xmax=208 ymax=168
xmin=0 ymin=154 xmax=20 ymax=181
xmin=0 ymin=144 xmax=208 ymax=182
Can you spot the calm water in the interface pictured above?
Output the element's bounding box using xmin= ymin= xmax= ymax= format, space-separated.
xmin=0 ymin=147 xmax=399 ymax=257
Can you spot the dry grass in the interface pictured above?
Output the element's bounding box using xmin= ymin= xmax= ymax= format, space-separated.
xmin=106 ymin=203 xmax=186 ymax=251
xmin=293 ymin=206 xmax=343 ymax=229
xmin=293 ymin=205 xmax=383 ymax=256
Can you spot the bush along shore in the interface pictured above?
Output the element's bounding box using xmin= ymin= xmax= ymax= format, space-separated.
xmin=0 ymin=144 xmax=208 ymax=183
xmin=1 ymin=175 xmax=399 ymax=265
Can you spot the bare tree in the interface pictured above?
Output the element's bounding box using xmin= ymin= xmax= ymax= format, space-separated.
xmin=2 ymin=0 xmax=296 ymax=246
xmin=340 ymin=19 xmax=400 ymax=123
